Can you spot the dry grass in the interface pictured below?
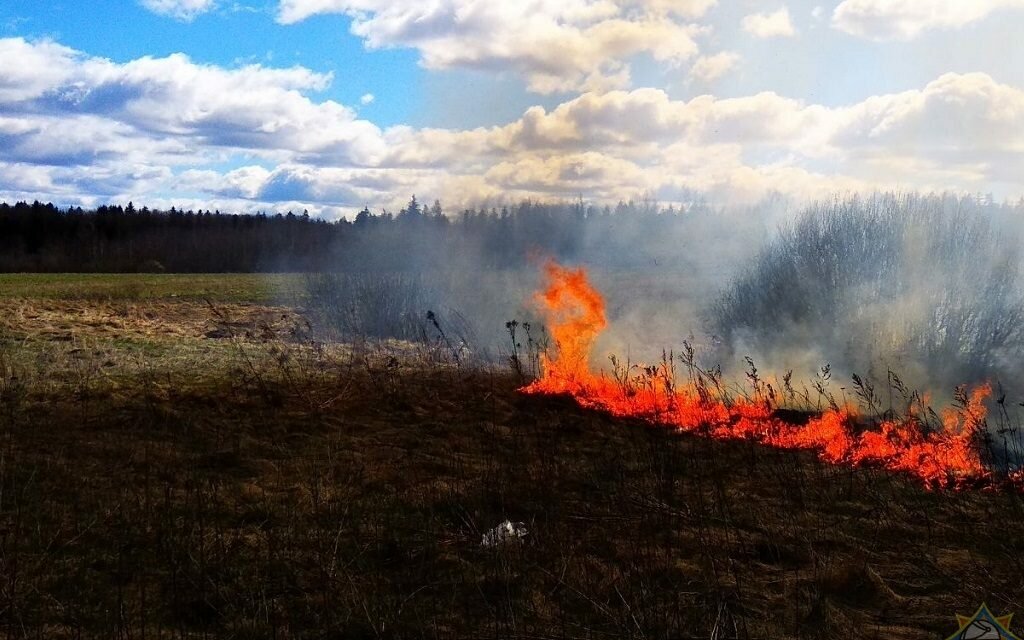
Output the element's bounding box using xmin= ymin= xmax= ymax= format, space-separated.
xmin=1 ymin=298 xmax=303 ymax=342
xmin=0 ymin=273 xmax=301 ymax=303
xmin=0 ymin=281 xmax=1022 ymax=639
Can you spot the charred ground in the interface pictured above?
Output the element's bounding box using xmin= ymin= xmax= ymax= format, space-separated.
xmin=1 ymin=277 xmax=1022 ymax=639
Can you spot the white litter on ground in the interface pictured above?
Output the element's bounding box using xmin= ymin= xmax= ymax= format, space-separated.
xmin=481 ymin=520 xmax=528 ymax=547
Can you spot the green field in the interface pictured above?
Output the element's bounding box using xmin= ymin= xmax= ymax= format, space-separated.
xmin=0 ymin=272 xmax=305 ymax=303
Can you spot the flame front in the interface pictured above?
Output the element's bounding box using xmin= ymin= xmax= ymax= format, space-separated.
xmin=532 ymin=261 xmax=607 ymax=387
xmin=523 ymin=260 xmax=1004 ymax=490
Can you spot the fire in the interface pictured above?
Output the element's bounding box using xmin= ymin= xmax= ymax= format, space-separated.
xmin=523 ymin=260 xmax=1008 ymax=490
xmin=533 ymin=261 xmax=607 ymax=386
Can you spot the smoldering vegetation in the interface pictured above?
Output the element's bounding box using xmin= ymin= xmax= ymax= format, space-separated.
xmin=710 ymin=193 xmax=1024 ymax=395
xmin=303 ymin=192 xmax=1024 ymax=400
xmin=296 ymin=190 xmax=1024 ymax=477
xmin=299 ymin=196 xmax=772 ymax=361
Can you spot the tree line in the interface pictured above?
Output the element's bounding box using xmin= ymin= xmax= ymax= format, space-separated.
xmin=0 ymin=195 xmax=729 ymax=272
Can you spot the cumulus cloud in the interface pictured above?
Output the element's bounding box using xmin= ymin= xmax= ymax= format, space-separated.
xmin=690 ymin=51 xmax=740 ymax=82
xmin=379 ymin=73 xmax=1024 ymax=207
xmin=0 ymin=38 xmax=387 ymax=166
xmin=275 ymin=0 xmax=708 ymax=93
xmin=637 ymin=0 xmax=718 ymax=18
xmin=0 ymin=37 xmax=397 ymax=212
xmin=741 ymin=7 xmax=797 ymax=38
xmin=140 ymin=0 xmax=217 ymax=21
xmin=827 ymin=72 xmax=1024 ymax=187
xmin=0 ymin=113 xmax=191 ymax=166
xmin=468 ymin=88 xmax=830 ymax=152
xmin=832 ymin=0 xmax=1024 ymax=39
xmin=485 ymin=152 xmax=646 ymax=196
xmin=0 ymin=38 xmax=82 ymax=102
xmin=1 ymin=37 xmax=1022 ymax=215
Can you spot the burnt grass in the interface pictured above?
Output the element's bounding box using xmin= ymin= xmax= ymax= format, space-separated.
xmin=1 ymin=306 xmax=1023 ymax=638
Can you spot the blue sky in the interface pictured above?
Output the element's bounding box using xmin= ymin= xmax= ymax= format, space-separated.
xmin=0 ymin=1 xmax=424 ymax=126
xmin=0 ymin=0 xmax=1022 ymax=217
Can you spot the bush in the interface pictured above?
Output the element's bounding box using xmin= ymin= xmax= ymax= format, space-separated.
xmin=709 ymin=193 xmax=1024 ymax=389
xmin=303 ymin=271 xmax=487 ymax=356
xmin=137 ymin=259 xmax=166 ymax=273
xmin=305 ymin=272 xmax=439 ymax=341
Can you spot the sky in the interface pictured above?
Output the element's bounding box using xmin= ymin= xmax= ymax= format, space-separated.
xmin=1 ymin=0 xmax=1023 ymax=218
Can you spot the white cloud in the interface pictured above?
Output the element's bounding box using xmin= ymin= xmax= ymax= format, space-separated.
xmin=277 ymin=0 xmax=719 ymax=24
xmin=466 ymin=88 xmax=830 ymax=152
xmin=485 ymin=152 xmax=646 ymax=196
xmin=828 ymin=73 xmax=1024 ymax=177
xmin=742 ymin=7 xmax=796 ymax=38
xmin=360 ymin=93 xmax=375 ymax=105
xmin=0 ymin=38 xmax=80 ymax=102
xmin=377 ymin=72 xmax=1024 ymax=206
xmin=690 ymin=51 xmax=740 ymax=82
xmin=0 ymin=114 xmax=191 ymax=166
xmin=140 ymin=0 xmax=217 ymax=21
xmin=0 ymin=38 xmax=387 ymax=166
xmin=832 ymin=0 xmax=1024 ymax=40
xmin=275 ymin=0 xmax=708 ymax=93
xmin=0 ymin=37 xmax=399 ymax=211
xmin=1 ymin=38 xmax=1023 ymax=214
xmin=637 ymin=0 xmax=718 ymax=18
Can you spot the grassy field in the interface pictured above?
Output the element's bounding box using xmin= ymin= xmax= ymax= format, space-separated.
xmin=1 ymin=274 xmax=1022 ymax=639
xmin=0 ymin=273 xmax=304 ymax=303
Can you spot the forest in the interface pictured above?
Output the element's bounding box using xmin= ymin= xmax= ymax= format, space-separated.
xmin=0 ymin=196 xmax=715 ymax=273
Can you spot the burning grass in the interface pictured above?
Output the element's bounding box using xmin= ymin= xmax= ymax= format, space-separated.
xmin=524 ymin=261 xmax=1024 ymax=491
xmin=1 ymin=274 xmax=1023 ymax=638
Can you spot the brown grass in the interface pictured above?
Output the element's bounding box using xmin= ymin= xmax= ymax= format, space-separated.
xmin=0 ymin=294 xmax=1022 ymax=639
xmin=0 ymin=298 xmax=304 ymax=343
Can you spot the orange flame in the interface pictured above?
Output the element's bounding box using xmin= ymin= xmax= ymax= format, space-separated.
xmin=523 ymin=260 xmax=1009 ymax=490
xmin=534 ymin=261 xmax=607 ymax=386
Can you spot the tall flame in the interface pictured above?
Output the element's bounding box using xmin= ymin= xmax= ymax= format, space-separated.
xmin=523 ymin=260 xmax=1006 ymax=490
xmin=533 ymin=261 xmax=607 ymax=386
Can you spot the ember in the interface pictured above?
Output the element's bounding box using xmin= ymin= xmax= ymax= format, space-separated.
xmin=523 ymin=260 xmax=1009 ymax=490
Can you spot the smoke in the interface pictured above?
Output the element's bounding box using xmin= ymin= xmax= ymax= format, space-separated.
xmin=295 ymin=191 xmax=1024 ymax=404
xmin=709 ymin=192 xmax=1024 ymax=397
xmin=296 ymin=195 xmax=775 ymax=363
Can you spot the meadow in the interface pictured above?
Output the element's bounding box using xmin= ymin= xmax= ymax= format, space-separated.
xmin=0 ymin=273 xmax=302 ymax=303
xmin=0 ymin=272 xmax=1022 ymax=639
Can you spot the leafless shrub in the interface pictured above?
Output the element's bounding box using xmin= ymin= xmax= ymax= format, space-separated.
xmin=711 ymin=193 xmax=1024 ymax=393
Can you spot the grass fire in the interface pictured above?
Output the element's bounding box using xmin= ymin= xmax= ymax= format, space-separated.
xmin=4 ymin=196 xmax=1024 ymax=640
xmin=524 ymin=260 xmax=1021 ymax=491
xmin=3 ymin=5 xmax=1024 ymax=638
